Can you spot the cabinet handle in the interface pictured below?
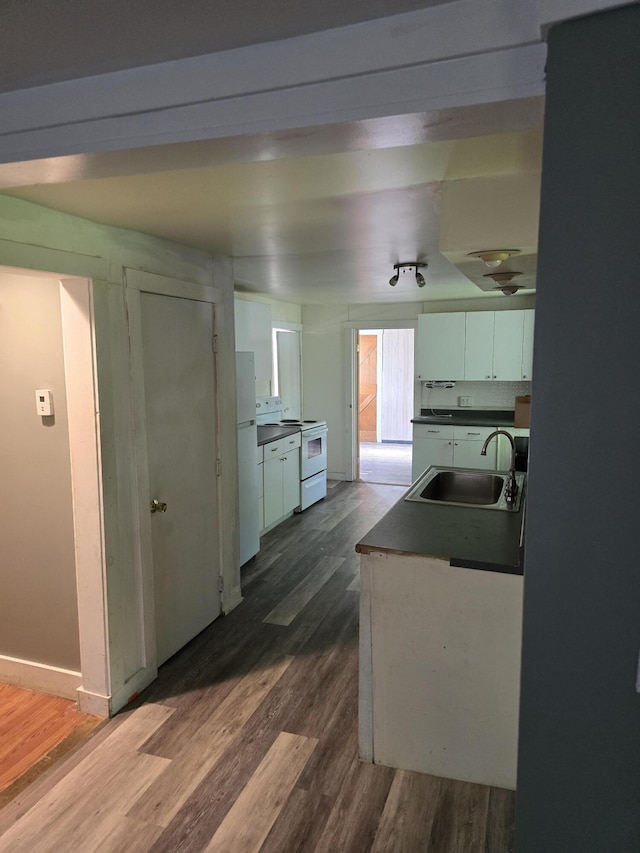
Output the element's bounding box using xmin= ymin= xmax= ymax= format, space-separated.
xmin=467 ymin=432 xmax=481 ymax=436
xmin=493 ymin=375 xmax=497 ymax=379
xmin=427 ymin=429 xmax=440 ymax=434
xmin=522 ymin=373 xmax=528 ymax=379
xmin=486 ymin=374 xmax=491 ymax=379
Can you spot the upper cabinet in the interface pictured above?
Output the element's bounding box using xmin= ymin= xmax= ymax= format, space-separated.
xmin=235 ymin=299 xmax=273 ymax=397
xmin=417 ymin=309 xmax=534 ymax=381
xmin=416 ymin=313 xmax=466 ymax=380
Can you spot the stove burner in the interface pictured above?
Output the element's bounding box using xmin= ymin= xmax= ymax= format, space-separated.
xmin=281 ymin=419 xmax=302 ymax=424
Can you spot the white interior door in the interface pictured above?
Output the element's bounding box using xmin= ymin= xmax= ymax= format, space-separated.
xmin=140 ymin=291 xmax=221 ymax=665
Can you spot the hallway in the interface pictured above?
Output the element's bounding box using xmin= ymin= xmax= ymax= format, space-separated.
xmin=0 ymin=481 xmax=515 ymax=852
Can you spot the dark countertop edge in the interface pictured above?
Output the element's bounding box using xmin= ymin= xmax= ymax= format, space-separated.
xmin=257 ymin=425 xmax=301 ymax=446
xmin=355 ymin=544 xmax=522 ymax=576
xmin=412 ymin=409 xmax=518 ymax=427
xmin=449 ymin=557 xmax=523 ymax=576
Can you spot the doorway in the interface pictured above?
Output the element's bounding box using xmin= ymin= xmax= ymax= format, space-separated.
xmin=357 ymin=329 xmax=414 ymax=486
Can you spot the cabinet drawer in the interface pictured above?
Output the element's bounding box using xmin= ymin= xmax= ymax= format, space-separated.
xmin=453 ymin=425 xmax=498 ymax=441
xmin=282 ymin=432 xmax=301 ymax=451
xmin=264 ymin=438 xmax=285 ymax=457
xmin=413 ymin=424 xmax=454 ymax=440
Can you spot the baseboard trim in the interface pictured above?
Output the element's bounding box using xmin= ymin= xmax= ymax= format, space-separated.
xmin=0 ymin=654 xmax=82 ymax=700
xmin=223 ymin=586 xmax=243 ymax=615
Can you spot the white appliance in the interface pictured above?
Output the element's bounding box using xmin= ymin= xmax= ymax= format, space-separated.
xmin=236 ymin=352 xmax=260 ymax=565
xmin=256 ymin=403 xmax=328 ymax=511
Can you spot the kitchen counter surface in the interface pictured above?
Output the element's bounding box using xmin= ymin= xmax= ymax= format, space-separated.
xmin=257 ymin=424 xmax=301 ymax=446
xmin=356 ymin=481 xmax=525 ymax=575
xmin=412 ymin=408 xmax=517 ymax=428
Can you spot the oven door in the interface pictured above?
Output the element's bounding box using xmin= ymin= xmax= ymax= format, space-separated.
xmin=300 ymin=426 xmax=327 ymax=479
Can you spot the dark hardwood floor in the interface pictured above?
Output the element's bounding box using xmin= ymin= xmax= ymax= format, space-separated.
xmin=0 ymin=480 xmax=515 ymax=852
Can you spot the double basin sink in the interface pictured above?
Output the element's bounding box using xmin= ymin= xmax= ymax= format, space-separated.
xmin=405 ymin=466 xmax=525 ymax=512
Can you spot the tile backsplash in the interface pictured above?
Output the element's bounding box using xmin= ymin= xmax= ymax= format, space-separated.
xmin=419 ymin=380 xmax=531 ymax=412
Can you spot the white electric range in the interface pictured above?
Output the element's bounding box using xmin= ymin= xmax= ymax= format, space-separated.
xmin=256 ymin=398 xmax=328 ymax=510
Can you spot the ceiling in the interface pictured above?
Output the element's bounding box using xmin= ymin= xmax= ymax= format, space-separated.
xmin=0 ymin=98 xmax=544 ymax=305
xmin=0 ymin=0 xmax=456 ymax=94
xmin=0 ymin=1 xmax=544 ymax=306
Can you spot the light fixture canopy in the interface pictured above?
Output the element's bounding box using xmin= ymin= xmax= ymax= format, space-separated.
xmin=468 ymin=249 xmax=520 ymax=268
xmin=389 ymin=261 xmax=428 ymax=288
xmin=483 ymin=270 xmax=524 ymax=295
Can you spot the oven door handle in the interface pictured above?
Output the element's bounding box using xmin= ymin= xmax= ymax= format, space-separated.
xmin=303 ymin=427 xmax=328 ymax=440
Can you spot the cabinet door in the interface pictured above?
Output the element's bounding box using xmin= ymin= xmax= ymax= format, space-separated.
xmin=282 ymin=452 xmax=301 ymax=513
xmin=412 ymin=438 xmax=454 ymax=481
xmin=258 ymin=462 xmax=265 ymax=533
xmin=453 ymin=440 xmax=497 ymax=470
xmin=234 ymin=299 xmax=273 ymax=396
xmin=464 ymin=312 xmax=495 ymax=380
xmin=493 ymin=311 xmax=525 ymax=380
xmin=263 ymin=456 xmax=284 ymax=528
xmin=417 ymin=313 xmax=465 ymax=380
xmin=521 ymin=309 xmax=535 ymax=380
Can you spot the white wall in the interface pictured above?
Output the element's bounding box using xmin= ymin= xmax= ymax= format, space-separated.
xmin=234 ymin=291 xmax=302 ymax=324
xmin=0 ymin=195 xmax=237 ymax=714
xmin=0 ymin=271 xmax=80 ymax=671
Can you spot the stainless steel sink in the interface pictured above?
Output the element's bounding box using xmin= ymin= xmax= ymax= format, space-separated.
xmin=405 ymin=467 xmax=525 ymax=512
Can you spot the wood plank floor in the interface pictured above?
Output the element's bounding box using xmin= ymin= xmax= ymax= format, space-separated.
xmin=0 ymin=481 xmax=515 ymax=852
xmin=0 ymin=684 xmax=103 ymax=809
xmin=359 ymin=442 xmax=412 ymax=486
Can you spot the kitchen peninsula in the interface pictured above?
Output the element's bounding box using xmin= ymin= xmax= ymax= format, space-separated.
xmin=356 ymin=477 xmax=525 ymax=790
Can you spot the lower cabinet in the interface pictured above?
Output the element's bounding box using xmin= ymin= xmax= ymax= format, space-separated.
xmin=262 ymin=434 xmax=301 ymax=530
xmin=412 ymin=424 xmax=500 ymax=481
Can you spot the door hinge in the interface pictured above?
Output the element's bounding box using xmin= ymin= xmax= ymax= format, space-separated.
xmin=216 ymin=459 xmax=222 ymax=477
xmin=218 ymin=576 xmax=224 ymax=594
xmin=212 ymin=335 xmax=218 ymax=353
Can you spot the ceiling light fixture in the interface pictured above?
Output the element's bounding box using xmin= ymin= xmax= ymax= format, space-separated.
xmin=389 ymin=261 xmax=428 ymax=288
xmin=468 ymin=249 xmax=520 ymax=268
xmin=483 ymin=270 xmax=524 ymax=295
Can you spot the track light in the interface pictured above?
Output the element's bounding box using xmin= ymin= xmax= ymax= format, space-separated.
xmin=483 ymin=270 xmax=524 ymax=295
xmin=389 ymin=261 xmax=428 ymax=288
xmin=468 ymin=249 xmax=520 ymax=268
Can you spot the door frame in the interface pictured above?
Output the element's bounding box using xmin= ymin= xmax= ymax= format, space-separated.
xmin=344 ymin=320 xmax=417 ymax=482
xmin=124 ymin=269 xmax=232 ymax=679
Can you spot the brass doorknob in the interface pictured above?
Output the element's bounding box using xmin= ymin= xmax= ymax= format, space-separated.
xmin=150 ymin=499 xmax=167 ymax=513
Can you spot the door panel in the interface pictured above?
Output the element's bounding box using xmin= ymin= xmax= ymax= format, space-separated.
xmin=359 ymin=334 xmax=377 ymax=442
xmin=140 ymin=292 xmax=220 ymax=665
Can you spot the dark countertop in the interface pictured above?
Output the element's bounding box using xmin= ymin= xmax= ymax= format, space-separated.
xmin=257 ymin=424 xmax=301 ymax=446
xmin=356 ymin=481 xmax=526 ymax=575
xmin=412 ymin=408 xmax=517 ymax=428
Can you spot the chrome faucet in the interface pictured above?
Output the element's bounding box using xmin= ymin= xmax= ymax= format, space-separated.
xmin=481 ymin=429 xmax=518 ymax=504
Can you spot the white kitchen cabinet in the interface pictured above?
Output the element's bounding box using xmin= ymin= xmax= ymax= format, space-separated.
xmin=411 ymin=425 xmax=454 ymax=480
xmin=452 ymin=425 xmax=498 ymax=470
xmin=464 ymin=312 xmax=495 ymax=381
xmin=521 ymin=309 xmax=535 ymax=380
xmin=412 ymin=423 xmax=501 ymax=480
xmin=257 ymin=445 xmax=265 ymax=533
xmin=418 ymin=309 xmax=535 ymax=382
xmin=493 ymin=311 xmax=526 ymax=381
xmin=234 ymin=299 xmax=273 ymax=397
xmin=416 ymin=313 xmax=466 ymax=380
xmin=262 ymin=434 xmax=301 ymax=530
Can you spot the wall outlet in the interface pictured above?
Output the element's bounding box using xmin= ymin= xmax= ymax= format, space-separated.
xmin=459 ymin=395 xmax=472 ymax=407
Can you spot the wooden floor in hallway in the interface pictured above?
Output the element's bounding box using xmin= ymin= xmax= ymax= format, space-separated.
xmin=0 ymin=481 xmax=515 ymax=852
